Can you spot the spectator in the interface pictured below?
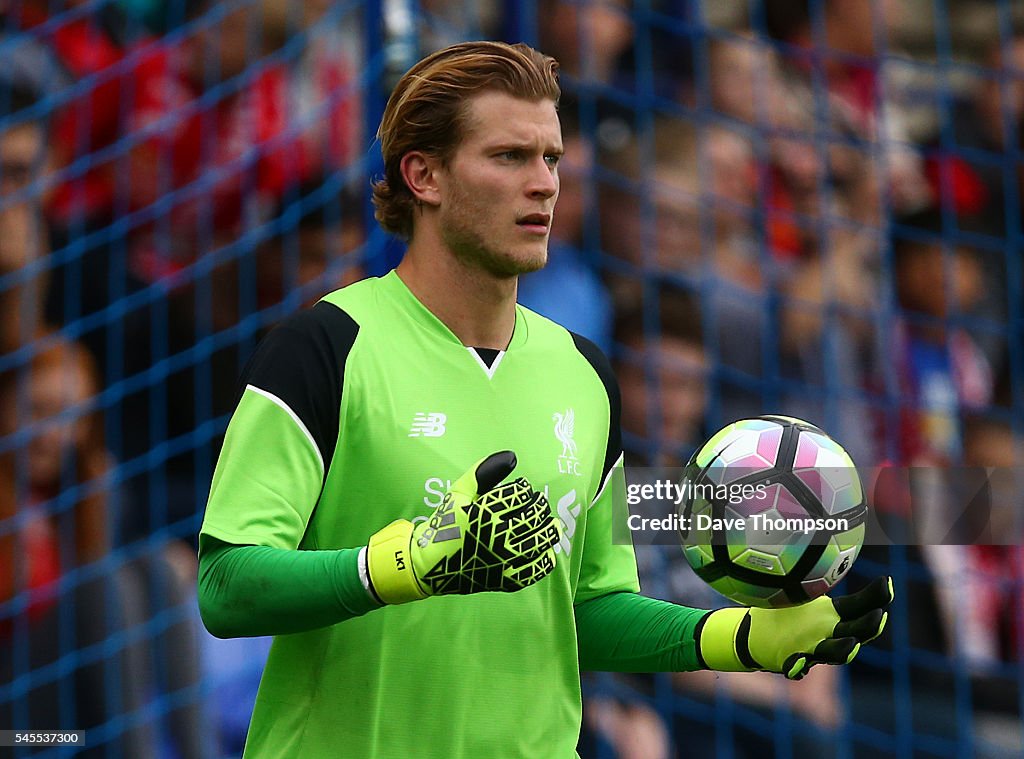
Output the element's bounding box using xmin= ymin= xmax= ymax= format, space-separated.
xmin=763 ymin=0 xmax=932 ymax=215
xmin=707 ymin=30 xmax=818 ymax=261
xmin=261 ymin=0 xmax=363 ymax=172
xmin=600 ymin=117 xmax=780 ymax=423
xmin=776 ymin=158 xmax=884 ymax=468
xmin=577 ymin=293 xmax=704 ymax=759
xmin=0 ymin=0 xmax=148 ymax=226
xmin=961 ymin=413 xmax=1024 ymax=673
xmin=537 ymin=0 xmax=649 ymax=138
xmin=3 ymin=1 xmax=151 ymax=383
xmin=709 ymin=31 xmax=790 ymax=130
xmin=0 ymin=8 xmax=153 ymax=407
xmin=615 ymin=291 xmax=707 ymax=467
xmin=601 ymin=118 xmax=754 ymax=278
xmin=539 ymin=0 xmax=692 ymax=104
xmin=0 ymin=336 xmax=110 ymax=586
xmin=598 ymin=117 xmax=695 ymax=281
xmin=0 ymin=334 xmax=143 ymax=756
xmin=841 ymin=205 xmax=995 ymax=755
xmin=929 ymin=26 xmax=1024 ymax=239
xmin=886 ymin=207 xmax=990 ymax=646
xmin=0 ymin=82 xmax=52 ymax=357
xmin=884 ymin=207 xmax=991 ymax=467
xmin=0 ymin=330 xmax=206 ymax=757
xmin=123 ymin=0 xmax=303 ymax=276
xmin=922 ymin=24 xmax=1024 ymax=371
xmin=612 ymin=291 xmax=843 ymax=758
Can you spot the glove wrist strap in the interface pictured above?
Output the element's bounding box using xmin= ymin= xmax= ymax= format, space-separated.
xmin=367 ymin=520 xmax=428 ymax=605
xmin=698 ymin=608 xmax=757 ymax=672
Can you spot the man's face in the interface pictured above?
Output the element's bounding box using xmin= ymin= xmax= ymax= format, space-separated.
xmin=435 ymin=92 xmax=562 ymax=278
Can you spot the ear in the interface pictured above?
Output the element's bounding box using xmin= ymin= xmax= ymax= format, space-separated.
xmin=399 ymin=151 xmax=442 ymax=208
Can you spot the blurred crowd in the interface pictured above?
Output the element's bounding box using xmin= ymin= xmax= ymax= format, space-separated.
xmin=1 ymin=0 xmax=1022 ymax=757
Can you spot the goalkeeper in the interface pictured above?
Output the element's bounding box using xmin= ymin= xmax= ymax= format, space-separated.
xmin=197 ymin=41 xmax=893 ymax=758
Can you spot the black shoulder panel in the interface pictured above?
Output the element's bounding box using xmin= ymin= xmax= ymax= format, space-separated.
xmin=239 ymin=301 xmax=359 ymax=477
xmin=569 ymin=332 xmax=623 ymax=487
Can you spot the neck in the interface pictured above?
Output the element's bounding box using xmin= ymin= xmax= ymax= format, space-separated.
xmin=396 ymin=236 xmax=518 ymax=350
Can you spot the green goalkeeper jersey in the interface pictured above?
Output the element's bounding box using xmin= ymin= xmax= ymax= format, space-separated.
xmin=200 ymin=270 xmax=639 ymax=758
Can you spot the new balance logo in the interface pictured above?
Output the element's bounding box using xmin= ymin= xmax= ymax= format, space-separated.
xmin=409 ymin=412 xmax=447 ymax=437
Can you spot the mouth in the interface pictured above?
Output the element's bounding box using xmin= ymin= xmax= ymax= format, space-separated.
xmin=516 ymin=213 xmax=551 ymax=234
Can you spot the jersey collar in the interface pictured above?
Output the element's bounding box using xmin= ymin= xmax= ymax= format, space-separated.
xmin=381 ymin=270 xmax=529 ymax=351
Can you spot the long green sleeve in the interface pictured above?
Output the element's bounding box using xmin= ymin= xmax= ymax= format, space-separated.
xmin=197 ymin=536 xmax=381 ymax=638
xmin=575 ymin=591 xmax=710 ymax=672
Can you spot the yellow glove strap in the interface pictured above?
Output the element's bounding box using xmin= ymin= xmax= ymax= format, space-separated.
xmin=698 ymin=608 xmax=751 ymax=672
xmin=366 ymin=520 xmax=427 ymax=605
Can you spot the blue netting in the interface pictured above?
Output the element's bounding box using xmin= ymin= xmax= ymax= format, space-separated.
xmin=0 ymin=0 xmax=1021 ymax=756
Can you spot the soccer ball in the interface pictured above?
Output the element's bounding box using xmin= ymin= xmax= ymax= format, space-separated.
xmin=678 ymin=415 xmax=866 ymax=608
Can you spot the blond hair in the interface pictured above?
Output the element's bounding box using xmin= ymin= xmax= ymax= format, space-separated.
xmin=372 ymin=41 xmax=560 ymax=240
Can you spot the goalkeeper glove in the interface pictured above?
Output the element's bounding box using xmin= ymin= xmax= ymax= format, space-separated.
xmin=364 ymin=451 xmax=560 ymax=605
xmin=695 ymin=576 xmax=894 ymax=680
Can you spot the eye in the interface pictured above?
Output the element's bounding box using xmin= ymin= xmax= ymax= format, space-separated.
xmin=544 ymin=154 xmax=561 ymax=168
xmin=497 ymin=150 xmax=522 ymax=161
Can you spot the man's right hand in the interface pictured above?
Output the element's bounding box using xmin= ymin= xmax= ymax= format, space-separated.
xmin=365 ymin=451 xmax=560 ymax=604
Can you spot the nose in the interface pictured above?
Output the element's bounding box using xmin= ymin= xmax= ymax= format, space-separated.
xmin=527 ymin=157 xmax=558 ymax=200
